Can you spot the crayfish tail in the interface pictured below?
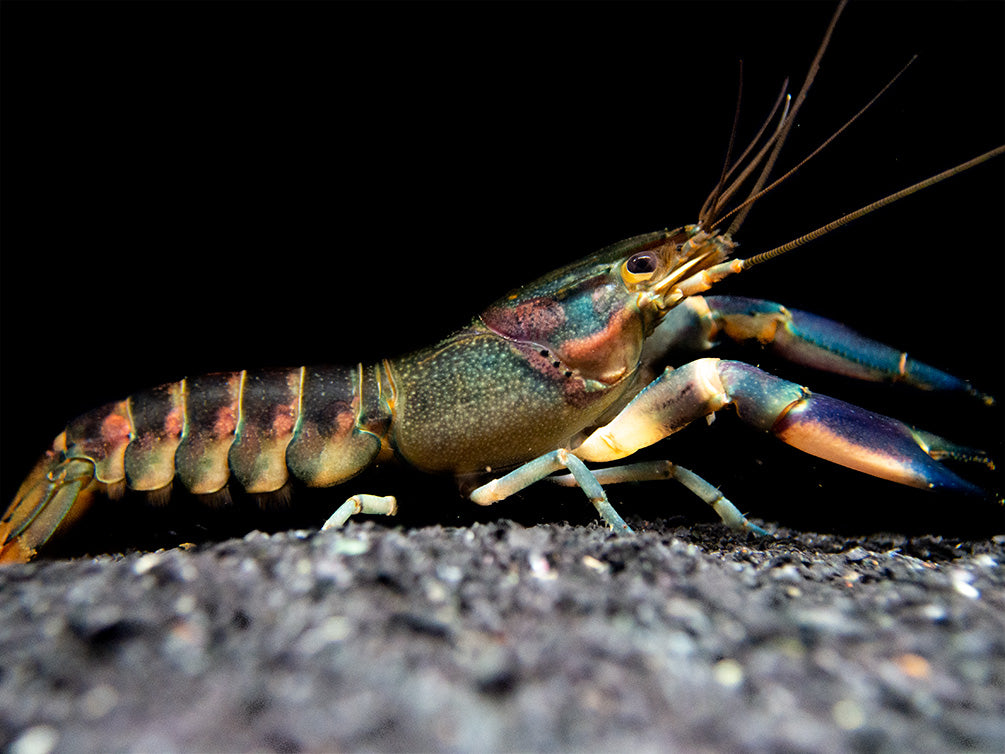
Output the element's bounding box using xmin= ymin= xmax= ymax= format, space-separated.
xmin=0 ymin=451 xmax=99 ymax=564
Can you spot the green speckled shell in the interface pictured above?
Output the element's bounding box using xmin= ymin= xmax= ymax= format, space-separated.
xmin=388 ymin=324 xmax=635 ymax=474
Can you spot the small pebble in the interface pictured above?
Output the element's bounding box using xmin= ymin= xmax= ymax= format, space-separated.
xmin=9 ymin=725 xmax=59 ymax=754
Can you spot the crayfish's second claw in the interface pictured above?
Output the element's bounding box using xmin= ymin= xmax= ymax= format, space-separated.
xmin=0 ymin=448 xmax=98 ymax=564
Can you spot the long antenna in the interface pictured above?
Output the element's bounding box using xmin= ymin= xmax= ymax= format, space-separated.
xmin=739 ymin=145 xmax=1005 ymax=270
xmin=711 ymin=56 xmax=916 ymax=233
xmin=674 ymin=145 xmax=1005 ymax=301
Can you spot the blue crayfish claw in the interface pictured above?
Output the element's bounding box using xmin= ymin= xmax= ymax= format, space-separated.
xmin=0 ymin=443 xmax=98 ymax=564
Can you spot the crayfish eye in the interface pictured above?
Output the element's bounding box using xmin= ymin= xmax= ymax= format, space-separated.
xmin=620 ymin=251 xmax=659 ymax=286
xmin=627 ymin=252 xmax=657 ymax=273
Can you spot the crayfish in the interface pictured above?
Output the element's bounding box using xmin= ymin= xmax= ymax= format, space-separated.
xmin=2 ymin=1 xmax=1002 ymax=564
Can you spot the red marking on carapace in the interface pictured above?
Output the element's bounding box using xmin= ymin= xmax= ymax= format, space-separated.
xmin=214 ymin=406 xmax=237 ymax=439
xmin=513 ymin=342 xmax=609 ymax=410
xmin=164 ymin=406 xmax=184 ymax=438
xmin=101 ymin=412 xmax=132 ymax=448
xmin=559 ymin=306 xmax=641 ymax=384
xmin=272 ymin=407 xmax=296 ymax=437
xmin=334 ymin=404 xmax=356 ymax=436
xmin=482 ymin=296 xmax=566 ymax=341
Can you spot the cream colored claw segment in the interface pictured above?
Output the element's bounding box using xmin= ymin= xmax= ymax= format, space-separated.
xmin=574 ymin=359 xmax=728 ymax=463
xmin=321 ymin=494 xmax=398 ymax=530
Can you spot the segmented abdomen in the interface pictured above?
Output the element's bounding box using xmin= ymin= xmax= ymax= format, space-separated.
xmin=58 ymin=365 xmax=391 ymax=498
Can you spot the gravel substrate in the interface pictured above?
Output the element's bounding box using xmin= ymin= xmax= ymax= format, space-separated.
xmin=2 ymin=519 xmax=1003 ymax=753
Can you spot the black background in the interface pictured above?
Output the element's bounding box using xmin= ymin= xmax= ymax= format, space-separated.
xmin=1 ymin=1 xmax=1002 ymax=549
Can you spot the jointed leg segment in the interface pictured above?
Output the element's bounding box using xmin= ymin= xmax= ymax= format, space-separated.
xmin=322 ymin=494 xmax=398 ymax=530
xmin=549 ymin=459 xmax=768 ymax=534
xmin=578 ymin=358 xmax=987 ymax=493
xmin=470 ymin=449 xmax=632 ymax=532
xmin=654 ymin=295 xmax=993 ymax=404
xmin=468 ymin=355 xmax=989 ymax=535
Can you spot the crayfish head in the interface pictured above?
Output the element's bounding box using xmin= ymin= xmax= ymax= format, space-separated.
xmin=480 ymin=226 xmax=734 ymax=387
xmin=630 ymin=225 xmax=737 ymax=315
